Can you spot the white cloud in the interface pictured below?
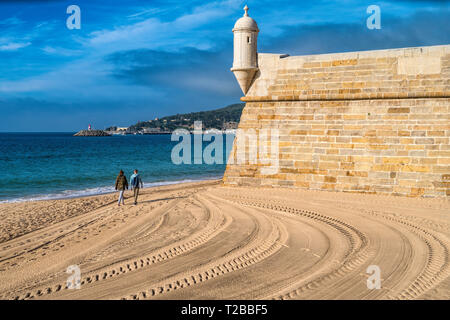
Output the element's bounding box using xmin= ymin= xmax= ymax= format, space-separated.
xmin=0 ymin=16 xmax=24 ymax=26
xmin=41 ymin=46 xmax=83 ymax=57
xmin=0 ymin=42 xmax=31 ymax=51
xmin=126 ymin=7 xmax=171 ymax=20
xmin=87 ymin=0 xmax=241 ymax=52
xmin=0 ymin=55 xmax=164 ymax=103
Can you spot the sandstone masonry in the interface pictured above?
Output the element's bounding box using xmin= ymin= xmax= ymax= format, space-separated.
xmin=224 ymin=45 xmax=450 ymax=198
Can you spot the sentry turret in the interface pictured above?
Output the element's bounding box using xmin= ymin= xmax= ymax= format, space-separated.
xmin=231 ymin=5 xmax=259 ymax=95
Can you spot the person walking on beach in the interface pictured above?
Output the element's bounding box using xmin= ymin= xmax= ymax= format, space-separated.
xmin=115 ymin=170 xmax=128 ymax=206
xmin=130 ymin=169 xmax=144 ymax=205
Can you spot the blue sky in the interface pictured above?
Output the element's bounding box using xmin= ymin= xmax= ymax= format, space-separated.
xmin=0 ymin=0 xmax=449 ymax=132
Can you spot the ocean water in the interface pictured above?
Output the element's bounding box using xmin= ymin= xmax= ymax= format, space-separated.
xmin=0 ymin=133 xmax=234 ymax=202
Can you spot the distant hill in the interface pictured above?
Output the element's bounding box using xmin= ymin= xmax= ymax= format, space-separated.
xmin=108 ymin=103 xmax=245 ymax=133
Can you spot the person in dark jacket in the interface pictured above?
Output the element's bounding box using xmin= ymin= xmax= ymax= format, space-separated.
xmin=115 ymin=170 xmax=128 ymax=206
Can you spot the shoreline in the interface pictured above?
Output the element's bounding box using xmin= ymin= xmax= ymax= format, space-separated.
xmin=0 ymin=177 xmax=223 ymax=204
xmin=0 ymin=179 xmax=221 ymax=244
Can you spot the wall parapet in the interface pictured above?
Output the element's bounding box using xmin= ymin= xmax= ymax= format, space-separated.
xmin=244 ymin=45 xmax=450 ymax=103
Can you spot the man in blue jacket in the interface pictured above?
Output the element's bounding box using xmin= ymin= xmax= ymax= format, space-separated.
xmin=130 ymin=169 xmax=144 ymax=205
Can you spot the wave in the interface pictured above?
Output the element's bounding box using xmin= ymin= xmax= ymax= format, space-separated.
xmin=0 ymin=176 xmax=222 ymax=203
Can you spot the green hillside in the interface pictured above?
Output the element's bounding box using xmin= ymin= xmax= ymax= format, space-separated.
xmin=115 ymin=103 xmax=245 ymax=133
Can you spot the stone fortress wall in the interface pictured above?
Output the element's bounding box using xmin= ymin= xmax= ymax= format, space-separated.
xmin=223 ymin=45 xmax=450 ymax=197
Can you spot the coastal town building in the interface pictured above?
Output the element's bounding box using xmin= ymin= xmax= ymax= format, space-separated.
xmin=224 ymin=121 xmax=239 ymax=129
xmin=143 ymin=128 xmax=162 ymax=134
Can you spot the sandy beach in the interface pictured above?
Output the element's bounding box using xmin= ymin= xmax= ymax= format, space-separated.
xmin=0 ymin=180 xmax=448 ymax=300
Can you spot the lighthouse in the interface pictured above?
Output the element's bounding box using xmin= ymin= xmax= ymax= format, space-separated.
xmin=231 ymin=5 xmax=259 ymax=95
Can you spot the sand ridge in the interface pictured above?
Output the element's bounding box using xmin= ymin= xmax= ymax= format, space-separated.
xmin=0 ymin=180 xmax=448 ymax=300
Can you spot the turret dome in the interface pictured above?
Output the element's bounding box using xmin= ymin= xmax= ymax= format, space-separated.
xmin=233 ymin=5 xmax=259 ymax=32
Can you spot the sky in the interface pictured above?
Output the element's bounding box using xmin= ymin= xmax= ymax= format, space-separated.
xmin=0 ymin=0 xmax=449 ymax=132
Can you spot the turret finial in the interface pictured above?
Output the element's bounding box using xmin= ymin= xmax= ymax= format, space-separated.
xmin=244 ymin=5 xmax=249 ymax=17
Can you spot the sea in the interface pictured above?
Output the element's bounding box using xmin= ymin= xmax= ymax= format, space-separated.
xmin=0 ymin=132 xmax=234 ymax=203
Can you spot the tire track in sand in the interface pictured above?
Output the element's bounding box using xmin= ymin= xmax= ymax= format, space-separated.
xmin=118 ymin=193 xmax=289 ymax=300
xmin=7 ymin=194 xmax=231 ymax=300
xmin=217 ymin=193 xmax=372 ymax=300
xmin=0 ymin=188 xmax=197 ymax=295
xmin=366 ymin=210 xmax=450 ymax=300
